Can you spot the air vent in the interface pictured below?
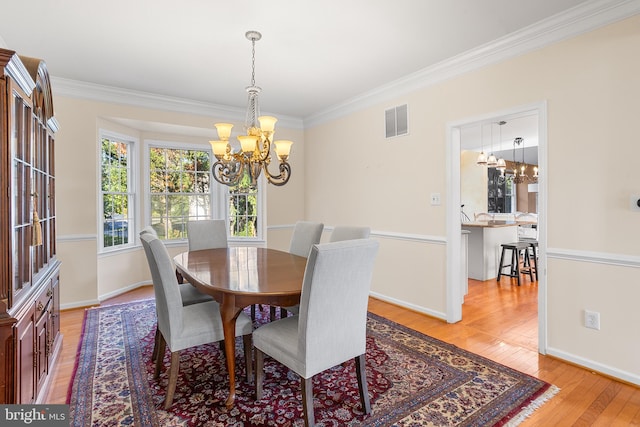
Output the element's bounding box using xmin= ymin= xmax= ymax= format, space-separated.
xmin=385 ymin=104 xmax=408 ymax=138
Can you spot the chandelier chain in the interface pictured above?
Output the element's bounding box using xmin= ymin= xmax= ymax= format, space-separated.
xmin=250 ymin=38 xmax=256 ymax=87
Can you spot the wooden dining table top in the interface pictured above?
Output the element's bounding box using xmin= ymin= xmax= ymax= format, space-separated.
xmin=173 ymin=246 xmax=307 ymax=298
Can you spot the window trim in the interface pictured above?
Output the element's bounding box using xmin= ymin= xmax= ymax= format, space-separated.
xmin=98 ymin=130 xmax=139 ymax=253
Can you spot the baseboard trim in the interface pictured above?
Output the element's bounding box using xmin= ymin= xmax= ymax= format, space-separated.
xmin=369 ymin=291 xmax=446 ymax=321
xmin=546 ymin=346 xmax=640 ymax=387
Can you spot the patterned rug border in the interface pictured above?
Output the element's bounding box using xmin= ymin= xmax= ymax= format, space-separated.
xmin=68 ymin=298 xmax=559 ymax=426
xmin=365 ymin=311 xmax=559 ymax=426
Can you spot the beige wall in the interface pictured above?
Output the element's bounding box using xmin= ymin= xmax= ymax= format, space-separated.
xmin=461 ymin=150 xmax=488 ymax=218
xmin=304 ymin=15 xmax=640 ymax=383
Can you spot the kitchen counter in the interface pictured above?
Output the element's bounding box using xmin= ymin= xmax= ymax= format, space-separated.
xmin=462 ymin=222 xmax=519 ymax=280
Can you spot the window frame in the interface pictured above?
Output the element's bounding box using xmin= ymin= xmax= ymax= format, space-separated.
xmin=98 ymin=130 xmax=139 ymax=253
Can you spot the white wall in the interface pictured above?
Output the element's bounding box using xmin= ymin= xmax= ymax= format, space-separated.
xmin=304 ymin=15 xmax=640 ymax=384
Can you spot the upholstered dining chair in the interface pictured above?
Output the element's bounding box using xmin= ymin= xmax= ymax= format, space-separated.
xmin=283 ymin=225 xmax=371 ymax=318
xmin=254 ymin=239 xmax=379 ymax=427
xmin=140 ymin=234 xmax=254 ymax=409
xmin=276 ymin=221 xmax=324 ymax=320
xmin=289 ymin=221 xmax=324 ymax=257
xmin=186 ymin=219 xmax=228 ymax=251
xmin=140 ymin=229 xmax=214 ymax=361
xmin=329 ymin=225 xmax=371 ymax=242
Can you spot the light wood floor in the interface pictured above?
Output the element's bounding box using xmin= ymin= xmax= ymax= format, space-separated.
xmin=44 ymin=276 xmax=640 ymax=426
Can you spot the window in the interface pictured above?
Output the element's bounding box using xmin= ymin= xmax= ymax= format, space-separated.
xmin=229 ymin=172 xmax=259 ymax=237
xmin=148 ymin=145 xmax=211 ymax=239
xmin=100 ymin=135 xmax=135 ymax=250
xmin=145 ymin=141 xmax=265 ymax=243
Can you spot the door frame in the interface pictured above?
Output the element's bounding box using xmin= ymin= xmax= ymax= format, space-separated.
xmin=445 ymin=101 xmax=548 ymax=354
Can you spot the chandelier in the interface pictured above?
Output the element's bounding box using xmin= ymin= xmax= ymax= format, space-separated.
xmin=508 ymin=137 xmax=538 ymax=184
xmin=209 ymin=31 xmax=293 ymax=188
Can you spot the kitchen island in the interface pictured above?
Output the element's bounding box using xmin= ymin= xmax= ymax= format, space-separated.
xmin=462 ymin=221 xmax=519 ymax=281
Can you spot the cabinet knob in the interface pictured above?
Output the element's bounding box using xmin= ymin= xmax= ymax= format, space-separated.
xmin=37 ymin=301 xmax=44 ymax=312
xmin=47 ymin=288 xmax=53 ymax=298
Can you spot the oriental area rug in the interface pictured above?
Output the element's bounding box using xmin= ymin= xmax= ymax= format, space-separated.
xmin=68 ymin=299 xmax=558 ymax=426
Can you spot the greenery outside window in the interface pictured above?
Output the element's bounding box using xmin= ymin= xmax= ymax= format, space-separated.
xmin=229 ymin=171 xmax=259 ymax=238
xmin=100 ymin=135 xmax=135 ymax=251
xmin=148 ymin=145 xmax=211 ymax=240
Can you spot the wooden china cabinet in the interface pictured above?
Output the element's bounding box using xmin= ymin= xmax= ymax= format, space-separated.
xmin=0 ymin=48 xmax=61 ymax=404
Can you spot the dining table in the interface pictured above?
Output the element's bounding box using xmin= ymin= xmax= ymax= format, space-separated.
xmin=173 ymin=246 xmax=307 ymax=409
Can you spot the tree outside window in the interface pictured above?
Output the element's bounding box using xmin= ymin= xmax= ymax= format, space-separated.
xmin=229 ymin=171 xmax=258 ymax=237
xmin=149 ymin=147 xmax=211 ymax=239
xmin=101 ymin=137 xmax=133 ymax=249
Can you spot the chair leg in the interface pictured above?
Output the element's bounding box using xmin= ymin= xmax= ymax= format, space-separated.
xmin=255 ymin=348 xmax=264 ymax=400
xmin=301 ymin=376 xmax=315 ymax=427
xmin=280 ymin=307 xmax=288 ymax=319
xmin=251 ymin=304 xmax=256 ymax=321
xmin=152 ymin=327 xmax=160 ymax=362
xmin=164 ymin=351 xmax=181 ymax=409
xmin=355 ymin=354 xmax=371 ymax=415
xmin=497 ymin=246 xmax=506 ymax=281
xmin=243 ymin=334 xmax=253 ymax=382
xmin=270 ymin=306 xmax=277 ymax=322
xmin=154 ymin=334 xmax=167 ymax=379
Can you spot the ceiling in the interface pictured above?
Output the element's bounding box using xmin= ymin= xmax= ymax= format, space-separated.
xmin=1 ymin=0 xmax=599 ymax=121
xmin=460 ymin=114 xmax=540 ymax=165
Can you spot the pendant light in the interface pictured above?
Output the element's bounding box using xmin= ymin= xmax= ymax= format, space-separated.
xmin=476 ymin=123 xmax=487 ymax=165
xmin=487 ymin=122 xmax=498 ymax=168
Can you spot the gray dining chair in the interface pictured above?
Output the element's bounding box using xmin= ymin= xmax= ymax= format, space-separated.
xmin=254 ymin=239 xmax=379 ymax=427
xmin=186 ymin=219 xmax=228 ymax=251
xmin=140 ymin=228 xmax=214 ymax=361
xmin=276 ymin=221 xmax=324 ymax=320
xmin=288 ymin=221 xmax=324 ymax=258
xmin=140 ymin=233 xmax=254 ymax=409
xmin=283 ymin=225 xmax=371 ymax=318
xmin=329 ymin=225 xmax=371 ymax=242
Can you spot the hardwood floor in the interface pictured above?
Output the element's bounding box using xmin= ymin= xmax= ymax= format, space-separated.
xmin=44 ymin=277 xmax=639 ymax=425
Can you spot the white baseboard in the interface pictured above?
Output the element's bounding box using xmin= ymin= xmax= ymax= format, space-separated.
xmin=59 ymin=281 xmax=151 ymax=310
xmin=546 ymin=346 xmax=640 ymax=386
xmin=369 ymin=291 xmax=447 ymax=321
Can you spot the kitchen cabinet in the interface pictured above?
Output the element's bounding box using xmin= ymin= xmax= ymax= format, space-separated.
xmin=487 ymin=168 xmax=513 ymax=213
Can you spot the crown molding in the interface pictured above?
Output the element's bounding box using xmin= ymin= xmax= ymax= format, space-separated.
xmin=304 ymin=0 xmax=640 ymax=128
xmin=50 ymin=0 xmax=639 ymax=132
xmin=50 ymin=76 xmax=305 ymax=130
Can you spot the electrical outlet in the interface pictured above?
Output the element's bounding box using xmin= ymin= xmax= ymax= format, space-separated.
xmin=430 ymin=193 xmax=441 ymax=206
xmin=584 ymin=310 xmax=601 ymax=330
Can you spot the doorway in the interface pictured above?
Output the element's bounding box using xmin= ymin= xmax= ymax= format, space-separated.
xmin=445 ymin=102 xmax=547 ymax=354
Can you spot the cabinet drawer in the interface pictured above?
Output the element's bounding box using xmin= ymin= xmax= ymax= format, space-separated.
xmin=34 ymin=283 xmax=53 ymax=321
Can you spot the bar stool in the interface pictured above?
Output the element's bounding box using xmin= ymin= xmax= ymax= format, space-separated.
xmin=520 ymin=239 xmax=538 ymax=281
xmin=497 ymin=242 xmax=534 ymax=285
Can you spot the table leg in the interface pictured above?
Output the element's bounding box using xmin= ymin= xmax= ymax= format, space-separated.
xmin=220 ymin=294 xmax=242 ymax=409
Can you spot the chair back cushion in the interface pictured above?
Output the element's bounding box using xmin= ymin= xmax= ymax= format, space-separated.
xmin=140 ymin=233 xmax=183 ymax=339
xmin=140 ymin=226 xmax=158 ymax=238
xmin=298 ymin=239 xmax=379 ymax=377
xmin=289 ymin=221 xmax=324 ymax=258
xmin=187 ymin=219 xmax=228 ymax=251
xmin=329 ymin=226 xmax=370 ymax=242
